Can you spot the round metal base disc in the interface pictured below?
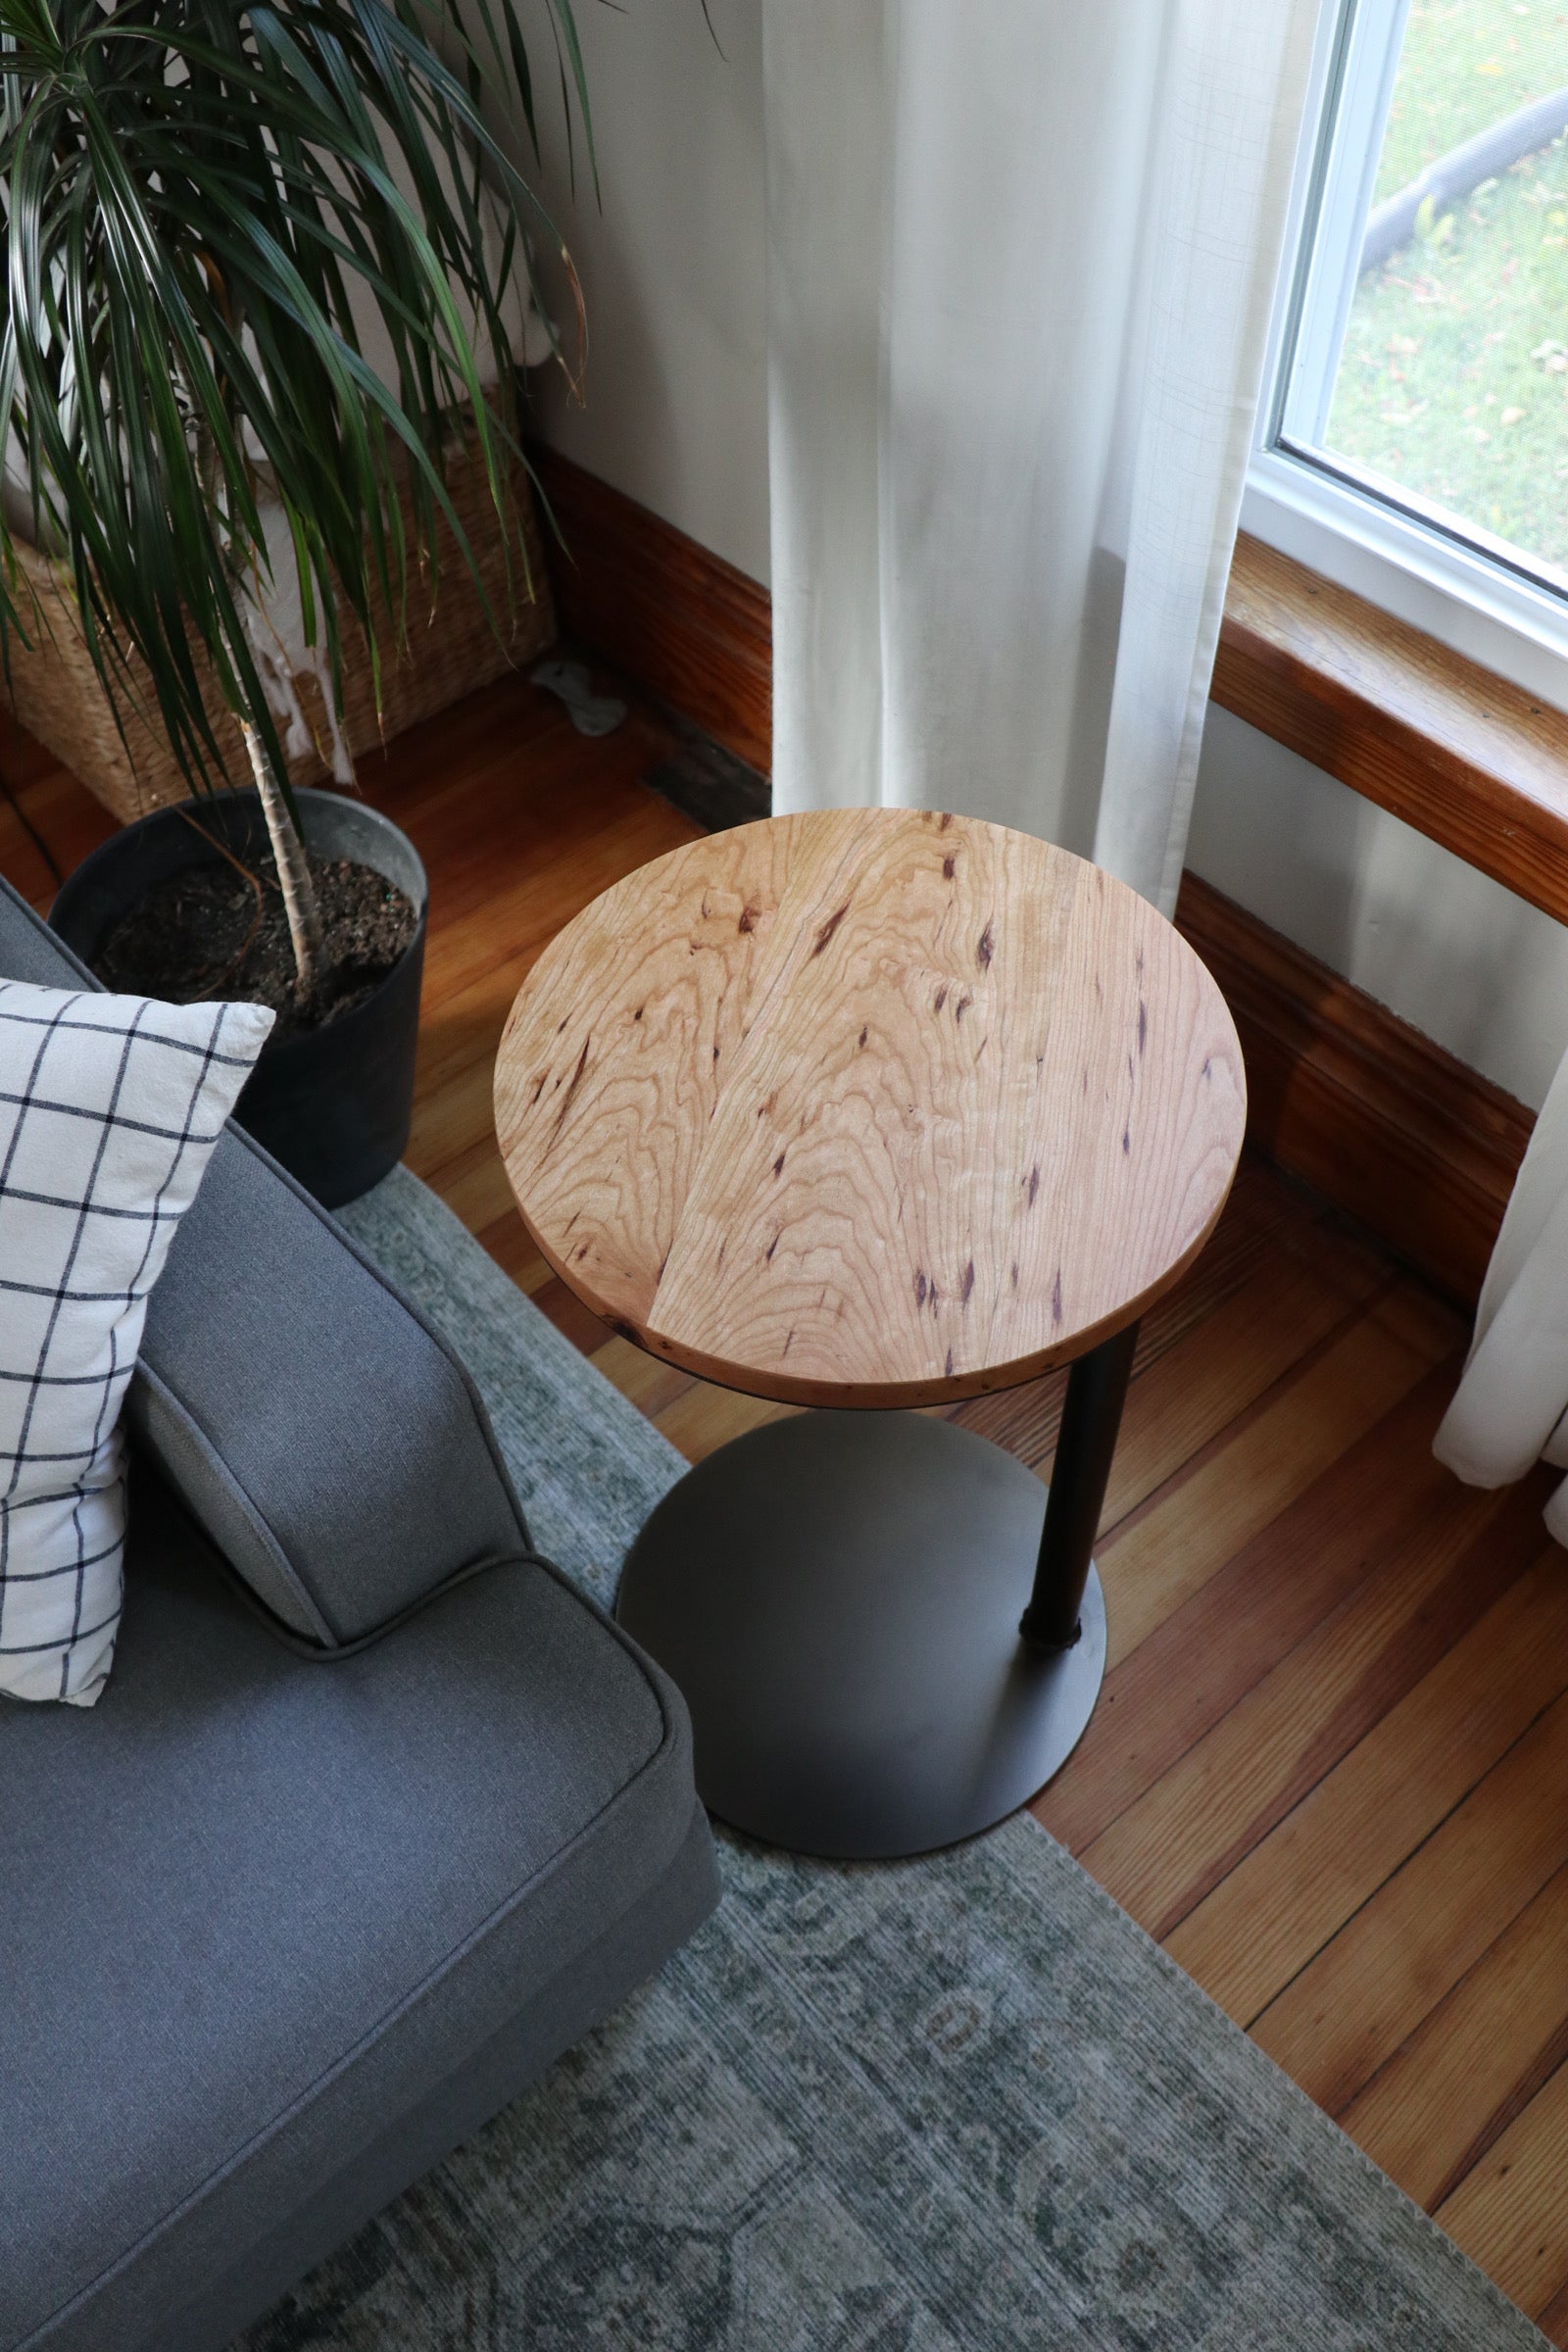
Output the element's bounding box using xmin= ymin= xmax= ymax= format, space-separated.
xmin=616 ymin=1409 xmax=1106 ymax=1860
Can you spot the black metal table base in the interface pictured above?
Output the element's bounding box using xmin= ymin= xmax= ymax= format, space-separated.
xmin=616 ymin=1329 xmax=1136 ymax=1860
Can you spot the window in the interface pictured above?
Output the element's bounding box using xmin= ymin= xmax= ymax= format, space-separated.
xmin=1248 ymin=0 xmax=1568 ymax=709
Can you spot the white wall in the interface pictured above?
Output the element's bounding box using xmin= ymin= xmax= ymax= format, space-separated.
xmin=520 ymin=0 xmax=1568 ymax=1114
xmin=1188 ymin=710 xmax=1568 ymax=1111
xmin=523 ymin=0 xmax=770 ymax=582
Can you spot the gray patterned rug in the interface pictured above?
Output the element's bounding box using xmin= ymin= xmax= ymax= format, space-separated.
xmin=235 ymin=1168 xmax=1543 ymax=2351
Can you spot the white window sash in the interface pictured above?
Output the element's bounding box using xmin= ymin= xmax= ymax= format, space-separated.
xmin=1245 ymin=0 xmax=1568 ymax=716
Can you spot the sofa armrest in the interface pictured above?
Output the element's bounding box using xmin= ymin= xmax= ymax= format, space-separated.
xmin=133 ymin=1128 xmax=532 ymax=1643
xmin=0 ymin=872 xmax=531 ymax=1645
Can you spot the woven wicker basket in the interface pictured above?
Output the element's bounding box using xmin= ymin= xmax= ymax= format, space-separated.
xmin=0 ymin=432 xmax=556 ymax=823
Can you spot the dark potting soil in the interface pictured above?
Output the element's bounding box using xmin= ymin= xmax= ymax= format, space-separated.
xmin=92 ymin=853 xmax=418 ymax=1044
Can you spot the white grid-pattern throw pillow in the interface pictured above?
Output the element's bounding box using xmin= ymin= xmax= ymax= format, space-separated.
xmin=0 ymin=980 xmax=273 ymax=1705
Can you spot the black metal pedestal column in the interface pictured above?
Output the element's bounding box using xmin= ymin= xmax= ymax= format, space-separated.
xmin=1020 ymin=1320 xmax=1141 ymax=1651
xmin=616 ymin=1325 xmax=1140 ymax=1860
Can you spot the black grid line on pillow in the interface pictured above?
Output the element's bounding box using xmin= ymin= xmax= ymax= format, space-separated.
xmin=0 ymin=981 xmax=272 ymax=1704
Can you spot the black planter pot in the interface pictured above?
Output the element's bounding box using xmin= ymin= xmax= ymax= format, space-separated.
xmin=49 ymin=788 xmax=427 ymax=1209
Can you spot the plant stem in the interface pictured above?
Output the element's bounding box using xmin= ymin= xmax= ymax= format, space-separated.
xmin=242 ymin=721 xmax=323 ymax=1002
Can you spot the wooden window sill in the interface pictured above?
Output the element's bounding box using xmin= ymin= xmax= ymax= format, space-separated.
xmin=529 ymin=443 xmax=1568 ymax=929
xmin=1214 ymin=533 xmax=1568 ymax=926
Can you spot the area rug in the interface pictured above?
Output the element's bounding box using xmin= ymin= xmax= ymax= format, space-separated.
xmin=236 ymin=1167 xmax=1544 ymax=2351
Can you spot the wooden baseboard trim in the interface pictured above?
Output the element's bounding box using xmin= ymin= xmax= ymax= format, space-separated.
xmin=527 ymin=448 xmax=1530 ymax=1306
xmin=1175 ymin=872 xmax=1530 ymax=1308
xmin=527 ymin=444 xmax=772 ymax=775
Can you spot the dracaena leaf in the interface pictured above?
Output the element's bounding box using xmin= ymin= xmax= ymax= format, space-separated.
xmin=0 ymin=0 xmax=582 ymax=810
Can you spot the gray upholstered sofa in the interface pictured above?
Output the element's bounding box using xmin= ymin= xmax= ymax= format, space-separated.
xmin=0 ymin=876 xmax=718 ymax=2352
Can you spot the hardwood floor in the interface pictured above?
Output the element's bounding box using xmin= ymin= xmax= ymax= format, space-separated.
xmin=5 ymin=670 xmax=1568 ymax=2335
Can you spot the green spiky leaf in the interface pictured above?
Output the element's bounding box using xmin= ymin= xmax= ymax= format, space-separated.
xmin=0 ymin=0 xmax=588 ymax=812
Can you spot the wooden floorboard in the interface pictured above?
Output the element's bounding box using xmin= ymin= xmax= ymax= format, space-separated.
xmin=6 ymin=667 xmax=1568 ymax=2339
xmin=1253 ymin=1682 xmax=1568 ymax=2125
xmin=1036 ymin=1356 xmax=1486 ymax=1855
xmin=1340 ymin=1857 xmax=1568 ymax=2211
xmin=1079 ymin=1473 xmax=1536 ymax=1941
xmin=1167 ymin=1530 xmax=1568 ymax=2022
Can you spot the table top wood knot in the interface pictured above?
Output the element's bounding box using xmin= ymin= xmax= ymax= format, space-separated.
xmin=495 ymin=808 xmax=1247 ymax=1408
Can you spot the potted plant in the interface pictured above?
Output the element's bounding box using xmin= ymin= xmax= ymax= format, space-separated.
xmin=0 ymin=0 xmax=586 ymax=1203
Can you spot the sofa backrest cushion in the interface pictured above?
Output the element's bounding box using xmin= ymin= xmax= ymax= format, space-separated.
xmin=0 ymin=874 xmax=531 ymax=1646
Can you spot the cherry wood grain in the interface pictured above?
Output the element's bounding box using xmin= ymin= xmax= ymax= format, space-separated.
xmin=496 ymin=808 xmax=1246 ymax=1406
xmin=951 ymin=1156 xmax=1327 ymax=1465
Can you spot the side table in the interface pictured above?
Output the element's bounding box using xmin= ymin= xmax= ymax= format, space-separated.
xmin=495 ymin=808 xmax=1246 ymax=1858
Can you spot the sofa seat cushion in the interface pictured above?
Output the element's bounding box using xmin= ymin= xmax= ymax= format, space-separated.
xmin=1 ymin=1476 xmax=701 ymax=2352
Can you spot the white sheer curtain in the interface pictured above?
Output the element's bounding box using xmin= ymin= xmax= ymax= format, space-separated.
xmin=1435 ymin=1062 xmax=1568 ymax=1542
xmin=761 ymin=0 xmax=1319 ymax=913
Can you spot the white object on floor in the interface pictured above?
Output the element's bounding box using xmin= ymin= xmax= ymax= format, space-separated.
xmin=761 ymin=0 xmax=1317 ymax=913
xmin=0 ymin=984 xmax=272 ymax=1704
xmin=529 ymin=657 xmax=628 ymax=738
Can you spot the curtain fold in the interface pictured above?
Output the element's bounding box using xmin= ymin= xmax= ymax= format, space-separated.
xmin=1435 ymin=1053 xmax=1568 ymax=1544
xmin=761 ymin=0 xmax=1319 ymax=913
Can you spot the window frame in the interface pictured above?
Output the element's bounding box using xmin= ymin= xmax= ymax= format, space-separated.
xmin=1244 ymin=0 xmax=1568 ymax=718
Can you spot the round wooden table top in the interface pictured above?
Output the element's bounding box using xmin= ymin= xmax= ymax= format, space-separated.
xmin=495 ymin=808 xmax=1247 ymax=1409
